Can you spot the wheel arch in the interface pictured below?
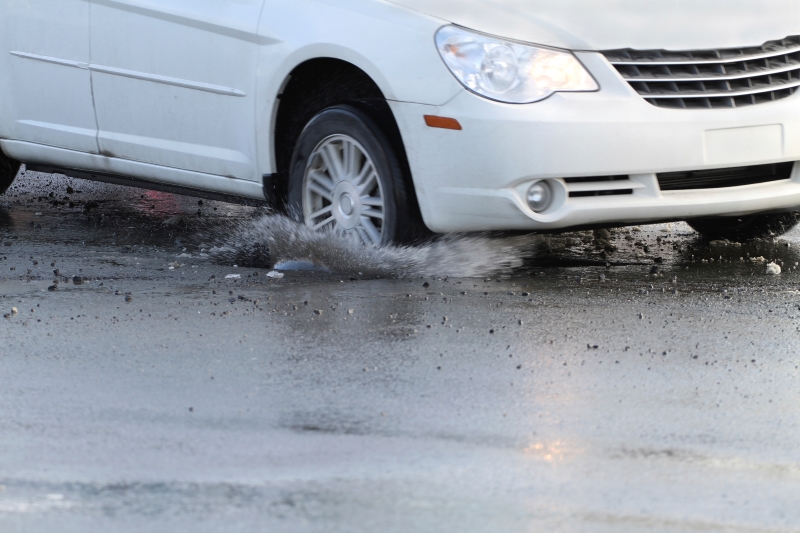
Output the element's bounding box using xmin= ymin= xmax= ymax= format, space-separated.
xmin=267 ymin=53 xmax=419 ymax=218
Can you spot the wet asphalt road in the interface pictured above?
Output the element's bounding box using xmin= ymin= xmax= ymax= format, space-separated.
xmin=2 ymin=169 xmax=800 ymax=533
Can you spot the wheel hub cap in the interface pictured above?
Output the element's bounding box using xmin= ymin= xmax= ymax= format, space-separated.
xmin=332 ymin=182 xmax=361 ymax=230
xmin=340 ymin=194 xmax=354 ymax=216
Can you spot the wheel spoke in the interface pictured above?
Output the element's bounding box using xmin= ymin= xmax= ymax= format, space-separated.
xmin=308 ymin=169 xmax=334 ymax=187
xmin=344 ymin=141 xmax=361 ymax=179
xmin=359 ymin=216 xmax=382 ymax=245
xmin=360 ymin=196 xmax=383 ymax=207
xmin=308 ymin=205 xmax=333 ymax=220
xmin=320 ymin=143 xmax=345 ymax=181
xmin=362 ymin=208 xmax=384 ymax=220
xmin=312 ymin=216 xmax=336 ymax=231
xmin=355 ymin=226 xmax=370 ymax=246
xmin=352 ymin=161 xmax=372 ymax=187
xmin=308 ymin=169 xmax=335 ymax=192
xmin=307 ymin=182 xmax=333 ymax=201
xmin=357 ymin=171 xmax=378 ymax=195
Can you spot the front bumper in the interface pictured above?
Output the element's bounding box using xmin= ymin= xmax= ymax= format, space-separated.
xmin=391 ymin=52 xmax=800 ymax=233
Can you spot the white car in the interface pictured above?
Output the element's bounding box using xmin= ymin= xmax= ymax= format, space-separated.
xmin=2 ymin=1 xmax=800 ymax=244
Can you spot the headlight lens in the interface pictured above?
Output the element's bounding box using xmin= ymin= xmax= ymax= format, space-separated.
xmin=435 ymin=26 xmax=599 ymax=104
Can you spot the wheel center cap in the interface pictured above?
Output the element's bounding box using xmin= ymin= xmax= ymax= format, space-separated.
xmin=340 ymin=194 xmax=354 ymax=216
xmin=331 ymin=181 xmax=362 ymax=230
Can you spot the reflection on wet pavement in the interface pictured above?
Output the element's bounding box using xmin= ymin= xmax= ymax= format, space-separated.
xmin=1 ymin=169 xmax=255 ymax=244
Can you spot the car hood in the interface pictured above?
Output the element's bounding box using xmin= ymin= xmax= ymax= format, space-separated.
xmin=388 ymin=0 xmax=800 ymax=51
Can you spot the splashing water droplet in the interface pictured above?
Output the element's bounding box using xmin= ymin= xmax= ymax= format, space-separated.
xmin=210 ymin=215 xmax=539 ymax=278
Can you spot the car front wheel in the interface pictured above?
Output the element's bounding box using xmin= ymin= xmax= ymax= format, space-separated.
xmin=287 ymin=105 xmax=415 ymax=246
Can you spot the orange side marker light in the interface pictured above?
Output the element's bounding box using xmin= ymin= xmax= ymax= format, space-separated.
xmin=424 ymin=115 xmax=462 ymax=131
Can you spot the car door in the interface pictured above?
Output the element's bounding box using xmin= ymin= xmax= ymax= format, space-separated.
xmin=0 ymin=1 xmax=98 ymax=153
xmin=89 ymin=0 xmax=267 ymax=181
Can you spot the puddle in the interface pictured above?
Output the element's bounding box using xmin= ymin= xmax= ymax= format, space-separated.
xmin=211 ymin=215 xmax=542 ymax=279
xmin=273 ymin=260 xmax=331 ymax=273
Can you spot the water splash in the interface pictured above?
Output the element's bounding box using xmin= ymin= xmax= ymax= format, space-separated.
xmin=211 ymin=215 xmax=539 ymax=278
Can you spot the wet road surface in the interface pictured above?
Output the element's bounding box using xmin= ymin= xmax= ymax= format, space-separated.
xmin=2 ymin=169 xmax=800 ymax=532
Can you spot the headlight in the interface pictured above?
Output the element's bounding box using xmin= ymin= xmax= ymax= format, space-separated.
xmin=435 ymin=25 xmax=599 ymax=104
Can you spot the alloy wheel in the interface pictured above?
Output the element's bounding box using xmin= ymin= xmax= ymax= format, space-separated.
xmin=302 ymin=134 xmax=386 ymax=245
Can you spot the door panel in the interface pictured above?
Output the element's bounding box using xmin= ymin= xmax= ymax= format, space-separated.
xmin=0 ymin=1 xmax=98 ymax=153
xmin=89 ymin=0 xmax=266 ymax=180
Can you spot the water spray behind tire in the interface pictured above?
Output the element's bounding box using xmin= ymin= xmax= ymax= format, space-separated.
xmin=211 ymin=214 xmax=540 ymax=278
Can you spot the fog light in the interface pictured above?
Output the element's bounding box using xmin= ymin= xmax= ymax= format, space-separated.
xmin=527 ymin=181 xmax=553 ymax=212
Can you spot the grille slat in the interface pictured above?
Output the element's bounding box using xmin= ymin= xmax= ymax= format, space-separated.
xmin=604 ymin=36 xmax=800 ymax=109
xmin=624 ymin=61 xmax=800 ymax=83
xmin=564 ymin=175 xmax=637 ymax=198
xmin=640 ymin=78 xmax=800 ymax=98
xmin=658 ymin=162 xmax=794 ymax=191
xmin=606 ymin=39 xmax=800 ymax=65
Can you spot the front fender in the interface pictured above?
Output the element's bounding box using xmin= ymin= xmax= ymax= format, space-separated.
xmin=255 ymin=0 xmax=462 ymax=174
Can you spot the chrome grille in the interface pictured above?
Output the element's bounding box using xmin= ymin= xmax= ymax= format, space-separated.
xmin=603 ymin=36 xmax=800 ymax=109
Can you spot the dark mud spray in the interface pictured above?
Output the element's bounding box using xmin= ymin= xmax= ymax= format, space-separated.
xmin=211 ymin=215 xmax=540 ymax=278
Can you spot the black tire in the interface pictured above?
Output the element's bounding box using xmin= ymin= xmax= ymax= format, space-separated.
xmin=0 ymin=147 xmax=20 ymax=195
xmin=287 ymin=105 xmax=417 ymax=245
xmin=687 ymin=210 xmax=800 ymax=240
